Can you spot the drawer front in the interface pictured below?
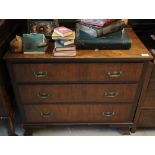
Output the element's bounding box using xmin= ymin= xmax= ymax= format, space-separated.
xmin=18 ymin=84 xmax=137 ymax=103
xmin=13 ymin=63 xmax=143 ymax=83
xmin=138 ymin=110 xmax=155 ymax=126
xmin=148 ymin=81 xmax=155 ymax=90
xmin=142 ymin=89 xmax=155 ymax=108
xmin=24 ymin=104 xmax=132 ymax=123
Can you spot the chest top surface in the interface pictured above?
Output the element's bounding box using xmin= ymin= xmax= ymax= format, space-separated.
xmin=4 ymin=28 xmax=153 ymax=62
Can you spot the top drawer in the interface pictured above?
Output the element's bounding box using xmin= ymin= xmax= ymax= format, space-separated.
xmin=12 ymin=63 xmax=143 ymax=83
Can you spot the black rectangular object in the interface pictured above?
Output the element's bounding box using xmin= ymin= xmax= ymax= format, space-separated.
xmin=76 ymin=29 xmax=132 ymax=50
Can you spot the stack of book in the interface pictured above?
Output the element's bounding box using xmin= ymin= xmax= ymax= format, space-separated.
xmin=77 ymin=19 xmax=125 ymax=38
xmin=76 ymin=19 xmax=132 ymax=50
xmin=52 ymin=26 xmax=76 ymax=56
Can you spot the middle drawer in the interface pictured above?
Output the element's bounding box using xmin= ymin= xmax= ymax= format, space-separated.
xmin=18 ymin=84 xmax=138 ymax=104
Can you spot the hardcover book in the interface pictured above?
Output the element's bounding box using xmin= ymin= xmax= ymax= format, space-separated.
xmin=57 ymin=39 xmax=74 ymax=46
xmin=54 ymin=26 xmax=73 ymax=37
xmin=53 ymin=49 xmax=76 ymax=57
xmin=23 ymin=33 xmax=47 ymax=54
xmin=76 ymin=29 xmax=132 ymax=50
xmin=77 ymin=20 xmax=125 ymax=38
xmin=52 ymin=31 xmax=75 ymax=40
xmin=102 ymin=20 xmax=125 ymax=35
xmin=55 ymin=41 xmax=76 ymax=51
xmin=76 ymin=23 xmax=103 ymax=37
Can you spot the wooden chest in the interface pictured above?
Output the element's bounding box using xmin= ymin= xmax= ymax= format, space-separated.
xmin=4 ymin=28 xmax=153 ymax=135
xmin=132 ymin=58 xmax=155 ymax=130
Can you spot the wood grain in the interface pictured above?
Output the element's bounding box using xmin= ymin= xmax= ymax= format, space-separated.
xmin=138 ymin=110 xmax=155 ymax=126
xmin=4 ymin=27 xmax=152 ymax=134
xmin=13 ymin=63 xmax=143 ymax=83
xmin=18 ymin=84 xmax=138 ymax=103
xmin=24 ymin=103 xmax=132 ymax=123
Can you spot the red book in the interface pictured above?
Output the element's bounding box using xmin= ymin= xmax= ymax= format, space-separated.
xmin=54 ymin=26 xmax=73 ymax=37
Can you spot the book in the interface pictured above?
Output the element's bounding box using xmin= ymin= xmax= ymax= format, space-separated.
xmin=23 ymin=33 xmax=47 ymax=54
xmin=102 ymin=20 xmax=125 ymax=35
xmin=54 ymin=26 xmax=73 ymax=37
xmin=55 ymin=41 xmax=76 ymax=51
xmin=57 ymin=39 xmax=74 ymax=46
xmin=76 ymin=20 xmax=125 ymax=38
xmin=80 ymin=19 xmax=118 ymax=27
xmin=76 ymin=29 xmax=132 ymax=50
xmin=52 ymin=31 xmax=75 ymax=40
xmin=76 ymin=23 xmax=103 ymax=37
xmin=53 ymin=49 xmax=76 ymax=57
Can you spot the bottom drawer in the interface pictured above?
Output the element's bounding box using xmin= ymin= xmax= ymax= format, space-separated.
xmin=142 ymin=90 xmax=155 ymax=108
xmin=24 ymin=104 xmax=132 ymax=123
xmin=138 ymin=110 xmax=155 ymax=126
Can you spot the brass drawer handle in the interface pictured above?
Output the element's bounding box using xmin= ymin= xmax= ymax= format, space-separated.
xmin=104 ymin=91 xmax=119 ymax=98
xmin=102 ymin=112 xmax=115 ymax=117
xmin=40 ymin=112 xmax=54 ymax=117
xmin=107 ymin=71 xmax=122 ymax=78
xmin=37 ymin=92 xmax=51 ymax=99
xmin=33 ymin=71 xmax=48 ymax=78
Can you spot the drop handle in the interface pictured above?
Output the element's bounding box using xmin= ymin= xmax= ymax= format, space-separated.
xmin=104 ymin=91 xmax=119 ymax=98
xmin=40 ymin=112 xmax=54 ymax=117
xmin=33 ymin=71 xmax=48 ymax=78
xmin=102 ymin=112 xmax=115 ymax=117
xmin=37 ymin=92 xmax=51 ymax=99
xmin=107 ymin=71 xmax=122 ymax=78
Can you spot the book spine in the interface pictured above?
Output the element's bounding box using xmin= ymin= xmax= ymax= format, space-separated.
xmin=55 ymin=47 xmax=76 ymax=52
xmin=76 ymin=41 xmax=131 ymax=50
xmin=76 ymin=33 xmax=131 ymax=50
xmin=54 ymin=30 xmax=64 ymax=37
xmin=102 ymin=20 xmax=125 ymax=35
xmin=53 ymin=49 xmax=76 ymax=57
xmin=56 ymin=40 xmax=65 ymax=46
xmin=57 ymin=40 xmax=74 ymax=46
xmin=53 ymin=53 xmax=76 ymax=57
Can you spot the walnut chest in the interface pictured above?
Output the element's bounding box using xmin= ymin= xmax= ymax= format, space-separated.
xmin=4 ymin=28 xmax=153 ymax=135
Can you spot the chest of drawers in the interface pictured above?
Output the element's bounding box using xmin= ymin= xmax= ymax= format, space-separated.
xmin=138 ymin=62 xmax=155 ymax=126
xmin=131 ymin=57 xmax=155 ymax=131
xmin=4 ymin=28 xmax=153 ymax=135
